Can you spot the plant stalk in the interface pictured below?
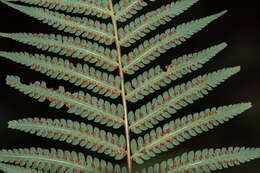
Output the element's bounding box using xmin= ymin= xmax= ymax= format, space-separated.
xmin=108 ymin=0 xmax=132 ymax=172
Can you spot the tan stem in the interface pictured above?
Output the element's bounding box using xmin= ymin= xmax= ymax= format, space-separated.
xmin=108 ymin=0 xmax=132 ymax=172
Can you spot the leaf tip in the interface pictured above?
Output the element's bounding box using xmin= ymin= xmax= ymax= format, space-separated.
xmin=243 ymin=102 xmax=253 ymax=111
xmin=6 ymin=75 xmax=20 ymax=86
xmin=222 ymin=9 xmax=228 ymax=14
xmin=7 ymin=120 xmax=15 ymax=129
xmin=236 ymin=102 xmax=253 ymax=114
xmin=232 ymin=66 xmax=241 ymax=73
xmin=218 ymin=10 xmax=228 ymax=17
xmin=222 ymin=42 xmax=228 ymax=48
xmin=214 ymin=10 xmax=228 ymax=19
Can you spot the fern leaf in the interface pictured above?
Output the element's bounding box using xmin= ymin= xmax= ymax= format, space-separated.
xmin=122 ymin=11 xmax=227 ymax=74
xmin=125 ymin=43 xmax=227 ymax=102
xmin=129 ymin=67 xmax=240 ymax=134
xmin=1 ymin=1 xmax=115 ymax=45
xmin=5 ymin=75 xmax=124 ymax=128
xmin=114 ymin=0 xmax=156 ymax=22
xmin=8 ymin=118 xmax=127 ymax=160
xmin=139 ymin=147 xmax=260 ymax=173
xmin=131 ymin=103 xmax=252 ymax=164
xmin=0 ymin=33 xmax=118 ymax=71
xmin=9 ymin=0 xmax=112 ymax=19
xmin=0 ymin=148 xmax=126 ymax=173
xmin=0 ymin=51 xmax=121 ymax=99
xmin=118 ymin=0 xmax=199 ymax=47
xmin=0 ymin=163 xmax=41 ymax=173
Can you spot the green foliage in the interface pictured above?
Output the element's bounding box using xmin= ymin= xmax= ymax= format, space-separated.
xmin=6 ymin=75 xmax=124 ymax=128
xmin=129 ymin=67 xmax=240 ymax=134
xmin=0 ymin=163 xmax=41 ymax=173
xmin=0 ymin=0 xmax=258 ymax=172
xmin=13 ymin=0 xmax=112 ymax=19
xmin=8 ymin=118 xmax=126 ymax=160
xmin=2 ymin=1 xmax=115 ymax=45
xmin=139 ymin=147 xmax=260 ymax=173
xmin=125 ymin=43 xmax=227 ymax=102
xmin=118 ymin=0 xmax=199 ymax=47
xmin=114 ymin=0 xmax=156 ymax=22
xmin=0 ymin=32 xmax=118 ymax=71
xmin=131 ymin=103 xmax=252 ymax=163
xmin=0 ymin=51 xmax=121 ymax=98
xmin=0 ymin=148 xmax=127 ymax=173
xmin=121 ymin=11 xmax=227 ymax=74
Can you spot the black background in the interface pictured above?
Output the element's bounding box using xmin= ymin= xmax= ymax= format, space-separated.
xmin=0 ymin=0 xmax=259 ymax=172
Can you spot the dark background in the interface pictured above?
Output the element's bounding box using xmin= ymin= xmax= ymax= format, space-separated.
xmin=0 ymin=0 xmax=259 ymax=172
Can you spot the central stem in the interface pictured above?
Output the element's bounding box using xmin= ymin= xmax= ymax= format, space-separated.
xmin=108 ymin=0 xmax=132 ymax=172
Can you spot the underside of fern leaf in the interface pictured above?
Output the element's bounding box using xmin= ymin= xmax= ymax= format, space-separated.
xmin=0 ymin=51 xmax=121 ymax=98
xmin=0 ymin=33 xmax=119 ymax=71
xmin=129 ymin=67 xmax=240 ymax=134
xmin=125 ymin=42 xmax=227 ymax=102
xmin=5 ymin=75 xmax=124 ymax=128
xmin=0 ymin=148 xmax=127 ymax=172
xmin=13 ymin=0 xmax=112 ymax=19
xmin=118 ymin=0 xmax=199 ymax=47
xmin=2 ymin=1 xmax=115 ymax=45
xmin=131 ymin=103 xmax=252 ymax=163
xmin=139 ymin=147 xmax=260 ymax=173
xmin=121 ymin=10 xmax=227 ymax=74
xmin=0 ymin=0 xmax=258 ymax=172
xmin=8 ymin=118 xmax=127 ymax=160
xmin=0 ymin=163 xmax=41 ymax=173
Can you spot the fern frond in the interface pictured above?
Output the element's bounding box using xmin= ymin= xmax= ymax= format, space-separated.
xmin=8 ymin=118 xmax=127 ymax=160
xmin=0 ymin=163 xmax=41 ymax=173
xmin=131 ymin=103 xmax=252 ymax=164
xmin=129 ymin=67 xmax=240 ymax=134
xmin=122 ymin=11 xmax=227 ymax=74
xmin=0 ymin=51 xmax=121 ymax=99
xmin=118 ymin=0 xmax=199 ymax=47
xmin=0 ymin=148 xmax=126 ymax=173
xmin=125 ymin=43 xmax=227 ymax=102
xmin=114 ymin=0 xmax=155 ymax=22
xmin=1 ymin=1 xmax=115 ymax=45
xmin=5 ymin=75 xmax=124 ymax=128
xmin=139 ymin=147 xmax=260 ymax=173
xmin=9 ymin=0 xmax=112 ymax=19
xmin=0 ymin=33 xmax=118 ymax=71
